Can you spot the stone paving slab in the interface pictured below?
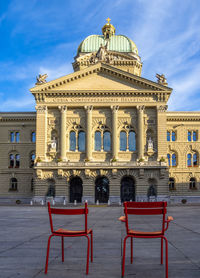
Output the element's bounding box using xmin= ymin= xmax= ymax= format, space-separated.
xmin=0 ymin=205 xmax=199 ymax=277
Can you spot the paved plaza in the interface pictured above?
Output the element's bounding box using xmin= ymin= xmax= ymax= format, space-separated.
xmin=0 ymin=204 xmax=200 ymax=278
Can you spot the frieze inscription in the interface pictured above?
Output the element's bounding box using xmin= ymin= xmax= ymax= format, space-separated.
xmin=46 ymin=97 xmax=155 ymax=103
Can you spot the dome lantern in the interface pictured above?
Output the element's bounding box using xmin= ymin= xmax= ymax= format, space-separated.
xmin=102 ymin=18 xmax=116 ymax=39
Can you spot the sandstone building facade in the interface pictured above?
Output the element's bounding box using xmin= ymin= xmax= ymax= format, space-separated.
xmin=0 ymin=20 xmax=200 ymax=203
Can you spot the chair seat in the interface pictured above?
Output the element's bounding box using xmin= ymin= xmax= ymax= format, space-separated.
xmin=55 ymin=228 xmax=92 ymax=235
xmin=128 ymin=229 xmax=162 ymax=236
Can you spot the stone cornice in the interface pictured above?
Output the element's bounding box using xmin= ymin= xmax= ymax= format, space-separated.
xmin=30 ymin=62 xmax=172 ymax=93
xmin=0 ymin=112 xmax=36 ymax=122
xmin=167 ymin=112 xmax=200 ymax=122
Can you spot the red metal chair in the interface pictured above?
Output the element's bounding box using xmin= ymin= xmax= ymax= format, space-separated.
xmin=120 ymin=201 xmax=173 ymax=278
xmin=45 ymin=202 xmax=93 ymax=275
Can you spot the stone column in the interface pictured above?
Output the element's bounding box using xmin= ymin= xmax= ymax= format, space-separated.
xmin=85 ymin=106 xmax=93 ymax=161
xmin=59 ymin=106 xmax=67 ymax=161
xmin=137 ymin=105 xmax=145 ymax=159
xmin=111 ymin=105 xmax=119 ymax=160
xmin=35 ymin=105 xmax=47 ymax=161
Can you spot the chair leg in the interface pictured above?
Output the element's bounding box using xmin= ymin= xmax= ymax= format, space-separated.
xmin=122 ymin=236 xmax=129 ymax=277
xmin=163 ymin=236 xmax=168 ymax=278
xmin=85 ymin=235 xmax=90 ymax=275
xmin=45 ymin=235 xmax=53 ymax=274
xmin=130 ymin=237 xmax=133 ymax=264
xmin=161 ymin=237 xmax=163 ymax=264
xmin=90 ymin=231 xmax=93 ymax=262
xmin=62 ymin=236 xmax=64 ymax=262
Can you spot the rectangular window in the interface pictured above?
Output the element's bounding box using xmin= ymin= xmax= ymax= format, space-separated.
xmin=172 ymin=131 xmax=176 ymax=141
xmin=31 ymin=132 xmax=36 ymax=143
xmin=15 ymin=132 xmax=20 ymax=142
xmin=188 ymin=131 xmax=191 ymax=142
xmin=193 ymin=131 xmax=197 ymax=141
xmin=10 ymin=131 xmax=20 ymax=143
xmin=167 ymin=131 xmax=170 ymax=141
xmin=10 ymin=132 xmax=15 ymax=142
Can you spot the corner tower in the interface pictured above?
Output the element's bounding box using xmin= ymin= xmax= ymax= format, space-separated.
xmin=73 ymin=18 xmax=142 ymax=76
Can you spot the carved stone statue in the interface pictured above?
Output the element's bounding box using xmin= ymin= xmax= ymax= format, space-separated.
xmin=50 ymin=138 xmax=57 ymax=150
xmin=96 ymin=43 xmax=108 ymax=61
xmin=35 ymin=74 xmax=48 ymax=85
xmin=148 ymin=137 xmax=153 ymax=149
xmin=156 ymin=73 xmax=168 ymax=86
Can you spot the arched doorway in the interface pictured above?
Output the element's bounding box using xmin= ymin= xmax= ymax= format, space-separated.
xmin=69 ymin=176 xmax=83 ymax=203
xmin=95 ymin=176 xmax=109 ymax=203
xmin=46 ymin=179 xmax=55 ymax=197
xmin=121 ymin=176 xmax=135 ymax=202
xmin=147 ymin=178 xmax=157 ymax=201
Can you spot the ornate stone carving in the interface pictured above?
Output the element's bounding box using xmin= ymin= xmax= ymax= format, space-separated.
xmin=156 ymin=73 xmax=168 ymax=86
xmin=35 ymin=105 xmax=47 ymax=113
xmin=35 ymin=74 xmax=48 ymax=85
xmin=157 ymin=105 xmax=168 ymax=112
xmin=100 ymin=169 xmax=108 ymax=176
xmin=111 ymin=105 xmax=119 ymax=112
xmin=59 ymin=105 xmax=67 ymax=112
xmin=137 ymin=105 xmax=145 ymax=112
xmin=84 ymin=105 xmax=93 ymax=112
xmin=85 ymin=169 xmax=97 ymax=178
xmin=73 ymin=170 xmax=81 ymax=176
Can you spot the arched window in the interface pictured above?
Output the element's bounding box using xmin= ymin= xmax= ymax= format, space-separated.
xmin=103 ymin=131 xmax=111 ymax=151
xmin=169 ymin=178 xmax=175 ymax=190
xmin=95 ymin=131 xmax=101 ymax=151
xmin=167 ymin=154 xmax=170 ymax=166
xmin=31 ymin=132 xmax=36 ymax=143
xmin=9 ymin=154 xmax=15 ymax=168
xmin=30 ymin=153 xmax=35 ymax=168
xmin=172 ymin=153 xmax=176 ymax=166
xmin=120 ymin=131 xmax=127 ymax=151
xmin=10 ymin=178 xmax=18 ymax=191
xmin=187 ymin=153 xmax=198 ymax=167
xmin=70 ymin=131 xmax=76 ymax=151
xmin=129 ymin=131 xmax=136 ymax=151
xmin=78 ymin=131 xmax=85 ymax=152
xmin=193 ymin=152 xmax=198 ymax=166
xmin=31 ymin=178 xmax=34 ymax=192
xmin=15 ymin=154 xmax=20 ymax=168
xmin=187 ymin=154 xmax=192 ymax=166
xmin=189 ymin=178 xmax=196 ymax=189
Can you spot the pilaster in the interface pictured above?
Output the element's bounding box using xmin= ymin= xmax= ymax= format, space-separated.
xmin=35 ymin=105 xmax=47 ymax=161
xmin=111 ymin=105 xmax=119 ymax=160
xmin=85 ymin=106 xmax=93 ymax=161
xmin=137 ymin=105 xmax=145 ymax=159
xmin=59 ymin=106 xmax=67 ymax=161
xmin=157 ymin=105 xmax=168 ymax=160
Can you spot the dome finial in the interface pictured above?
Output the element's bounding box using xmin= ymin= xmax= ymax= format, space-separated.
xmin=106 ymin=17 xmax=111 ymax=24
xmin=102 ymin=18 xmax=115 ymax=39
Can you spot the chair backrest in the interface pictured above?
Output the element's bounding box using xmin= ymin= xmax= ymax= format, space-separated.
xmin=47 ymin=202 xmax=89 ymax=233
xmin=124 ymin=201 xmax=167 ymax=234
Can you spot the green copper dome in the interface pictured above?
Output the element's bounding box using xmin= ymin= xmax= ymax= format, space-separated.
xmin=77 ymin=35 xmax=138 ymax=54
xmin=77 ymin=19 xmax=138 ymax=55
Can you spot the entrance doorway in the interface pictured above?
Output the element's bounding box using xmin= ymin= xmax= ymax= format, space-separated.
xmin=46 ymin=179 xmax=55 ymax=197
xmin=69 ymin=176 xmax=83 ymax=203
xmin=95 ymin=176 xmax=109 ymax=203
xmin=121 ymin=176 xmax=135 ymax=202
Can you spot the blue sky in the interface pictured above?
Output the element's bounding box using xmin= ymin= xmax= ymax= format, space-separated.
xmin=0 ymin=0 xmax=200 ymax=112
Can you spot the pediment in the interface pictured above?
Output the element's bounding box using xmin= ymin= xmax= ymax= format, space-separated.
xmin=30 ymin=63 xmax=172 ymax=93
